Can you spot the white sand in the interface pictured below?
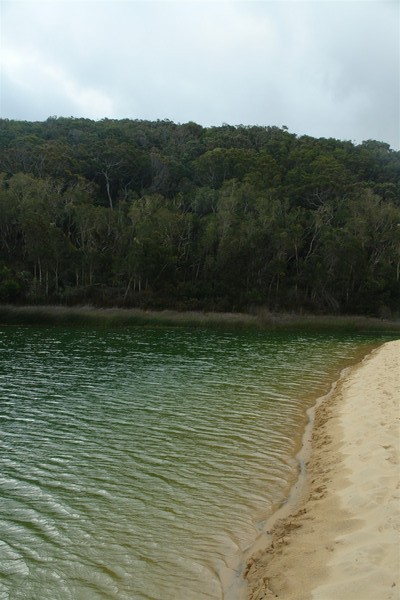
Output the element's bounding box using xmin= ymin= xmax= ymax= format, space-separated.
xmin=244 ymin=340 xmax=400 ymax=600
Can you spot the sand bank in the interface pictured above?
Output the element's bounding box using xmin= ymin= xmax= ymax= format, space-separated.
xmin=244 ymin=339 xmax=400 ymax=600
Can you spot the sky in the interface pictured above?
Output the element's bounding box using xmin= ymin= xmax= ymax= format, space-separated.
xmin=1 ymin=0 xmax=399 ymax=149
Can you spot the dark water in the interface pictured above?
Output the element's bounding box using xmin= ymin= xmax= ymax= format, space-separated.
xmin=0 ymin=326 xmax=391 ymax=599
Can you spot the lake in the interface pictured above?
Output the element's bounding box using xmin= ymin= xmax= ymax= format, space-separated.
xmin=0 ymin=326 xmax=390 ymax=599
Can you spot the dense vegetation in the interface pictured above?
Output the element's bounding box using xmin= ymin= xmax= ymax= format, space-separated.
xmin=0 ymin=117 xmax=399 ymax=316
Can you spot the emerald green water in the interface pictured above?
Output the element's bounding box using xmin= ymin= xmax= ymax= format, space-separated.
xmin=0 ymin=326 xmax=392 ymax=599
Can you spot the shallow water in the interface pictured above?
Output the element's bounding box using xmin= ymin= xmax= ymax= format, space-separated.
xmin=0 ymin=326 xmax=390 ymax=599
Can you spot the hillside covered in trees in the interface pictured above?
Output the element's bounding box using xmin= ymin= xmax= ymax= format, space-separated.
xmin=0 ymin=117 xmax=399 ymax=316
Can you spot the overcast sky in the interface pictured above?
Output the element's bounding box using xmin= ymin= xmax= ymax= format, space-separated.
xmin=1 ymin=0 xmax=399 ymax=148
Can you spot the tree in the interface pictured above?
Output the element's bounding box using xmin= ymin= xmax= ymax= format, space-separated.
xmin=0 ymin=118 xmax=398 ymax=314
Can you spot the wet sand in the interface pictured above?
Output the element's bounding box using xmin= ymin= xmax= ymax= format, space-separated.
xmin=244 ymin=340 xmax=400 ymax=600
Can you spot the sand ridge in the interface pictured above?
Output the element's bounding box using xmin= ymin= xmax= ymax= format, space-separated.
xmin=244 ymin=339 xmax=400 ymax=600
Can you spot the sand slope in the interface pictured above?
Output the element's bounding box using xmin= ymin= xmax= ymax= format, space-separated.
xmin=244 ymin=340 xmax=400 ymax=600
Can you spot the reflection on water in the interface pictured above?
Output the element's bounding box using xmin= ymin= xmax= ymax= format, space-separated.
xmin=0 ymin=326 xmax=385 ymax=599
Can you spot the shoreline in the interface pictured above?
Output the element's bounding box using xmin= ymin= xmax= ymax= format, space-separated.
xmin=0 ymin=304 xmax=399 ymax=332
xmin=243 ymin=339 xmax=400 ymax=600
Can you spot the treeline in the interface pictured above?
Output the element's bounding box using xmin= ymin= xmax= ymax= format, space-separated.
xmin=0 ymin=117 xmax=399 ymax=315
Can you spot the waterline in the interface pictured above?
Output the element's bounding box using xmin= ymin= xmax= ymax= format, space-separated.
xmin=0 ymin=326 xmax=391 ymax=599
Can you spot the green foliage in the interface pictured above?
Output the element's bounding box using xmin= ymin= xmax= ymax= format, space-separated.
xmin=0 ymin=117 xmax=399 ymax=316
xmin=0 ymin=266 xmax=21 ymax=301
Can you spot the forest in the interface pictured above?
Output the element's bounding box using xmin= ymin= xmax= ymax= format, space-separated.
xmin=0 ymin=117 xmax=399 ymax=316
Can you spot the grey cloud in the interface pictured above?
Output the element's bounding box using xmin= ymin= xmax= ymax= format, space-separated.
xmin=1 ymin=0 xmax=398 ymax=148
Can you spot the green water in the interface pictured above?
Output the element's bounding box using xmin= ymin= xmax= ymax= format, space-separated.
xmin=0 ymin=326 xmax=393 ymax=599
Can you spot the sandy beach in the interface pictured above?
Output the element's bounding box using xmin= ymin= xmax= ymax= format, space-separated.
xmin=244 ymin=339 xmax=400 ymax=600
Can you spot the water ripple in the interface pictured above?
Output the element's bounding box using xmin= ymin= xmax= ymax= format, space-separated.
xmin=0 ymin=326 xmax=384 ymax=599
